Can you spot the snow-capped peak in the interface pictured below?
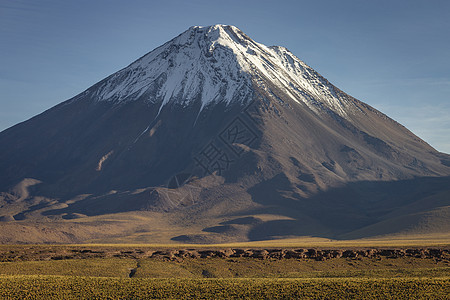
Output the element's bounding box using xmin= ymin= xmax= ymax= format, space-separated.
xmin=89 ymin=24 xmax=351 ymax=117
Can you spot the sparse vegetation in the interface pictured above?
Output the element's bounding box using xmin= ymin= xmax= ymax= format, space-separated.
xmin=0 ymin=276 xmax=448 ymax=299
xmin=0 ymin=258 xmax=136 ymax=278
xmin=0 ymin=245 xmax=449 ymax=298
xmin=1 ymin=256 xmax=449 ymax=279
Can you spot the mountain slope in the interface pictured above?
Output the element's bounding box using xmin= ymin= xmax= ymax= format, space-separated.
xmin=0 ymin=25 xmax=449 ymax=243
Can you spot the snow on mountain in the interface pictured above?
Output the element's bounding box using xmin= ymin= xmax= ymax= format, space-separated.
xmin=1 ymin=24 xmax=450 ymax=244
xmin=88 ymin=25 xmax=352 ymax=117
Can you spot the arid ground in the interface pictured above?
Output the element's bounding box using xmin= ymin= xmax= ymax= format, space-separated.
xmin=0 ymin=239 xmax=449 ymax=299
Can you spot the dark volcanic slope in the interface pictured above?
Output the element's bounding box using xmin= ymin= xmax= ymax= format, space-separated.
xmin=0 ymin=25 xmax=449 ymax=243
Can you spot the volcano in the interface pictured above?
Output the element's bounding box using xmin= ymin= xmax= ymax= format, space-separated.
xmin=1 ymin=25 xmax=449 ymax=244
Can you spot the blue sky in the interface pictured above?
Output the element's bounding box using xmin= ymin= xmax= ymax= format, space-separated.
xmin=1 ymin=0 xmax=449 ymax=153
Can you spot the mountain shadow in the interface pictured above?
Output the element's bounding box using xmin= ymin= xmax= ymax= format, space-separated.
xmin=247 ymin=175 xmax=450 ymax=240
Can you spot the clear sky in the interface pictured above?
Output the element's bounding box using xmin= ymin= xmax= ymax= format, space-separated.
xmin=1 ymin=0 xmax=449 ymax=153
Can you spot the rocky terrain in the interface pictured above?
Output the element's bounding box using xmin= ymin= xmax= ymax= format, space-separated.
xmin=1 ymin=25 xmax=449 ymax=243
xmin=1 ymin=246 xmax=449 ymax=262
